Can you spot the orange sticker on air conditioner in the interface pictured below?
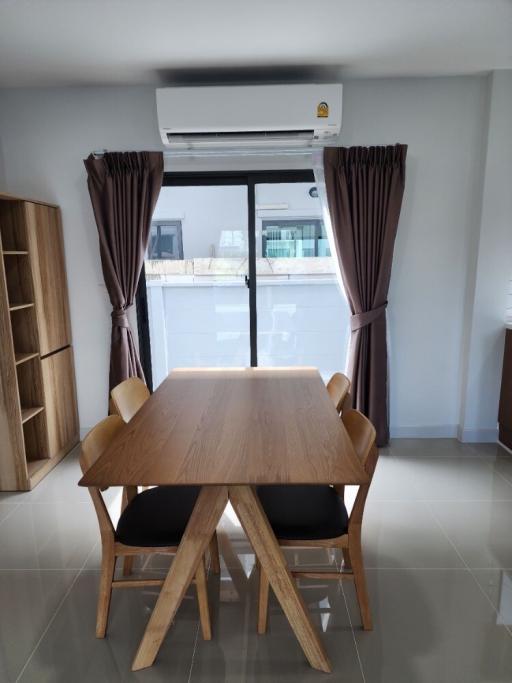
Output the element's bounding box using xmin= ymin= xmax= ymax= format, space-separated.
xmin=317 ymin=101 xmax=329 ymax=118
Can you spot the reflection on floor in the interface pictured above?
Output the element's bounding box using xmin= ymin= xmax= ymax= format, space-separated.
xmin=1 ymin=440 xmax=512 ymax=681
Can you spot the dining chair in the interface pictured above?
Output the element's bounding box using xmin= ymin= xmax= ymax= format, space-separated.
xmin=80 ymin=415 xmax=212 ymax=641
xmin=326 ymin=372 xmax=351 ymax=414
xmin=256 ymin=408 xmax=378 ymax=633
xmin=110 ymin=376 xmax=150 ymax=423
xmin=110 ymin=376 xmax=221 ymax=578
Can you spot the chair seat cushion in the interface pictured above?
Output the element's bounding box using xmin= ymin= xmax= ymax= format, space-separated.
xmin=257 ymin=485 xmax=349 ymax=541
xmin=116 ymin=485 xmax=200 ymax=547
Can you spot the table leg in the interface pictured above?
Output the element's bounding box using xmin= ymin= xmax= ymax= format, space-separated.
xmin=131 ymin=485 xmax=228 ymax=671
xmin=229 ymin=485 xmax=332 ymax=673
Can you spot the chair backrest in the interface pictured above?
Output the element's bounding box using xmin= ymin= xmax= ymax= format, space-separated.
xmin=110 ymin=377 xmax=150 ymax=423
xmin=79 ymin=415 xmax=125 ymax=541
xmin=326 ymin=372 xmax=351 ymax=413
xmin=341 ymin=409 xmax=378 ymax=527
xmin=79 ymin=414 xmax=125 ymax=474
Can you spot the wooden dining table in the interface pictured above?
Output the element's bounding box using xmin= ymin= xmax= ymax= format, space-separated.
xmin=79 ymin=366 xmax=369 ymax=673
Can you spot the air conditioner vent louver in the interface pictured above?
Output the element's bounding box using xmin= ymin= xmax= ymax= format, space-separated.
xmin=167 ymin=130 xmax=314 ymax=142
xmin=166 ymin=130 xmax=316 ymax=148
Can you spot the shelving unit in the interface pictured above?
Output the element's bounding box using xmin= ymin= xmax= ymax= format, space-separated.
xmin=0 ymin=194 xmax=79 ymax=490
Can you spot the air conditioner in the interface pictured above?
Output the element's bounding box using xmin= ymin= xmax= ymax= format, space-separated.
xmin=156 ymin=84 xmax=342 ymax=149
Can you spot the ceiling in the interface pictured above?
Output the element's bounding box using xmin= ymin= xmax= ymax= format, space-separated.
xmin=0 ymin=0 xmax=510 ymax=87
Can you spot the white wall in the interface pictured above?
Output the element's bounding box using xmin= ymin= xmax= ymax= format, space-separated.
xmin=459 ymin=71 xmax=512 ymax=442
xmin=0 ymin=86 xmax=162 ymax=430
xmin=0 ymin=75 xmax=501 ymax=439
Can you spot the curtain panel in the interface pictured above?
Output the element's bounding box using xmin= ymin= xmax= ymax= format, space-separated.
xmin=84 ymin=151 xmax=163 ymax=391
xmin=323 ymin=145 xmax=407 ymax=446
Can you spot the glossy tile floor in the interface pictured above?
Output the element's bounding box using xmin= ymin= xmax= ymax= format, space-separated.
xmin=1 ymin=440 xmax=512 ymax=682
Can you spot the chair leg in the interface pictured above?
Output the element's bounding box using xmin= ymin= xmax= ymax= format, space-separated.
xmin=349 ymin=532 xmax=372 ymax=631
xmin=121 ymin=488 xmax=136 ymax=576
xmin=257 ymin=567 xmax=270 ymax=635
xmin=123 ymin=555 xmax=135 ymax=576
xmin=209 ymin=531 xmax=221 ymax=574
xmin=96 ymin=544 xmax=116 ymax=638
xmin=342 ymin=546 xmax=352 ymax=570
xmin=195 ymin=556 xmax=212 ymax=640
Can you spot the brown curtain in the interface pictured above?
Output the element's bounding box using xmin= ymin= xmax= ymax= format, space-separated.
xmin=84 ymin=151 xmax=163 ymax=390
xmin=324 ymin=145 xmax=407 ymax=446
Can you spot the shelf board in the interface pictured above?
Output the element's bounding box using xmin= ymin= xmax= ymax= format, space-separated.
xmin=27 ymin=459 xmax=50 ymax=482
xmin=15 ymin=352 xmax=39 ymax=366
xmin=27 ymin=447 xmax=72 ymax=489
xmin=2 ymin=250 xmax=28 ymax=256
xmin=9 ymin=302 xmax=34 ymax=312
xmin=21 ymin=406 xmax=44 ymax=423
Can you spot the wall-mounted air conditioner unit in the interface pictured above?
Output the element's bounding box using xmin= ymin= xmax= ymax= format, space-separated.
xmin=156 ymin=83 xmax=342 ymax=149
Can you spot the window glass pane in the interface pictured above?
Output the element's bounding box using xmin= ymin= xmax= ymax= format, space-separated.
xmin=256 ymin=182 xmax=350 ymax=381
xmin=145 ymin=185 xmax=250 ymax=387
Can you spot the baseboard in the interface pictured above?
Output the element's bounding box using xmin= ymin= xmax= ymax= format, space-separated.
xmin=390 ymin=425 xmax=458 ymax=439
xmin=457 ymin=427 xmax=499 ymax=443
xmin=498 ymin=441 xmax=512 ymax=455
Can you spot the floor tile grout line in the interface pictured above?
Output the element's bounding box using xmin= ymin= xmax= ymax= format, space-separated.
xmin=334 ymin=551 xmax=366 ymax=682
xmin=0 ymin=567 xmax=101 ymax=572
xmin=388 ymin=454 xmax=505 ymax=460
xmin=186 ymin=548 xmax=216 ymax=682
xmin=0 ymin=500 xmax=102 ymax=505
xmin=15 ymin=539 xmax=99 ymax=682
xmin=0 ymin=502 xmax=21 ymax=528
xmin=363 ymin=566 xmax=512 ymax=571
xmin=339 ymin=581 xmax=366 ymax=683
xmin=186 ymin=611 xmax=202 ymax=683
xmin=369 ymin=498 xmax=512 ymax=503
xmin=481 ymin=456 xmax=512 ymax=487
xmin=425 ymin=502 xmax=512 ymax=638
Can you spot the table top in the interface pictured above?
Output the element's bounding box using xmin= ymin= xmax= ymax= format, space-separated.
xmin=79 ymin=367 xmax=369 ymax=488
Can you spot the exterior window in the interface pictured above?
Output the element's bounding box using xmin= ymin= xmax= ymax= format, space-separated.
xmin=262 ymin=219 xmax=331 ymax=258
xmin=148 ymin=220 xmax=183 ymax=260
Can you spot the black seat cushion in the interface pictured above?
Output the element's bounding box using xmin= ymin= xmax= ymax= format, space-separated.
xmin=257 ymin=485 xmax=349 ymax=541
xmin=116 ymin=486 xmax=200 ymax=547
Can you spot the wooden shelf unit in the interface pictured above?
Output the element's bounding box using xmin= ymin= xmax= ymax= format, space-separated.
xmin=0 ymin=195 xmax=79 ymax=490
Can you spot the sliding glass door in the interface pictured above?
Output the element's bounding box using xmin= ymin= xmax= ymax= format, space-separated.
xmin=137 ymin=171 xmax=349 ymax=390
xmin=141 ymin=180 xmax=250 ymax=389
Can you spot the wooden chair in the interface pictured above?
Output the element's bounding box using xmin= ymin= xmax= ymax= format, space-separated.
xmin=326 ymin=372 xmax=351 ymax=414
xmin=80 ymin=415 xmax=212 ymax=640
xmin=110 ymin=376 xmax=222 ymax=577
xmin=256 ymin=409 xmax=378 ymax=634
xmin=110 ymin=377 xmax=150 ymax=423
